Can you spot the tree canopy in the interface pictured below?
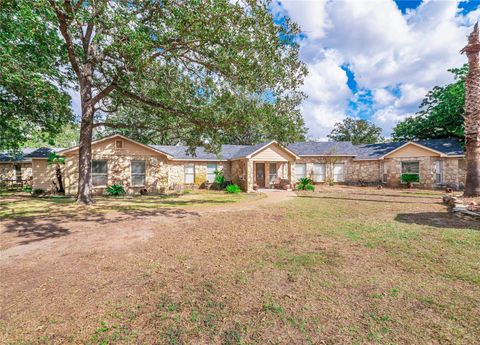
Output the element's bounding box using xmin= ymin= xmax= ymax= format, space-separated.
xmin=15 ymin=0 xmax=308 ymax=203
xmin=327 ymin=118 xmax=383 ymax=144
xmin=392 ymin=65 xmax=466 ymax=141
xmin=0 ymin=0 xmax=74 ymax=151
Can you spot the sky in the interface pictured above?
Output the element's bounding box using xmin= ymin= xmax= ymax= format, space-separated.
xmin=272 ymin=0 xmax=480 ymax=140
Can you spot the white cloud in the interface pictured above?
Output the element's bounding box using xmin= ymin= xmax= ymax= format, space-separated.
xmin=274 ymin=0 xmax=479 ymax=139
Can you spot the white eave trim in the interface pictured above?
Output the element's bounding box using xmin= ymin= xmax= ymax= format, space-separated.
xmin=245 ymin=140 xmax=300 ymax=160
xmin=58 ymin=134 xmax=174 ymax=159
xmin=381 ymin=141 xmax=450 ymax=159
xmin=170 ymin=158 xmax=229 ymax=162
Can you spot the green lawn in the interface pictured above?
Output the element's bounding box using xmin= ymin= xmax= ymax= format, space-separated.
xmin=1 ymin=187 xmax=479 ymax=344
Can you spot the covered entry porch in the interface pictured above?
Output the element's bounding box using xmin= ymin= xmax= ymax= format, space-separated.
xmin=253 ymin=161 xmax=292 ymax=190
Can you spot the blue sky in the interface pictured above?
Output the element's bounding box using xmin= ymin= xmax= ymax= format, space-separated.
xmin=273 ymin=0 xmax=480 ymax=139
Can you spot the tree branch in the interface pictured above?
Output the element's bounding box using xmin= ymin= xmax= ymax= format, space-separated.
xmin=91 ymin=82 xmax=117 ymax=105
xmin=49 ymin=0 xmax=81 ymax=78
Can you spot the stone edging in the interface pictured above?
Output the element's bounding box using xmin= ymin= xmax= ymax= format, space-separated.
xmin=442 ymin=194 xmax=480 ymax=219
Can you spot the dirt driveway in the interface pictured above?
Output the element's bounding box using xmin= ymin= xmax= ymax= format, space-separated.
xmin=0 ymin=190 xmax=295 ymax=260
xmin=1 ymin=187 xmax=478 ymax=344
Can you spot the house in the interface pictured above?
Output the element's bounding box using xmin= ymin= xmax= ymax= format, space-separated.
xmin=0 ymin=134 xmax=466 ymax=194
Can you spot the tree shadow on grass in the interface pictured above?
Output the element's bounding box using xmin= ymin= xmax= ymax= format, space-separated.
xmin=296 ymin=194 xmax=441 ymax=205
xmin=2 ymin=208 xmax=200 ymax=246
xmin=394 ymin=212 xmax=480 ymax=230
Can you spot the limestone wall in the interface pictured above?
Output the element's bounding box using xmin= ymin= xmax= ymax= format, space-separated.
xmin=347 ymin=160 xmax=381 ymax=183
xmin=231 ymin=159 xmax=248 ymax=191
xmin=0 ymin=163 xmax=32 ymax=182
xmin=382 ymin=156 xmax=466 ymax=189
xmin=64 ymin=154 xmax=169 ymax=195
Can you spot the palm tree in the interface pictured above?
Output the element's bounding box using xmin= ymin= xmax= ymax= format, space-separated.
xmin=461 ymin=23 xmax=480 ymax=196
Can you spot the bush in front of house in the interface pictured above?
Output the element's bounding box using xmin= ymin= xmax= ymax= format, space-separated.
xmin=23 ymin=185 xmax=32 ymax=193
xmin=401 ymin=173 xmax=419 ymax=188
xmin=296 ymin=177 xmax=315 ymax=191
xmin=210 ymin=170 xmax=229 ymax=190
xmin=225 ymin=184 xmax=241 ymax=194
xmin=106 ymin=184 xmax=126 ymax=196
xmin=32 ymin=188 xmax=44 ymax=196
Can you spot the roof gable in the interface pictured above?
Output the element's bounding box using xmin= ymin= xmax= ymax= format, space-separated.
xmin=59 ymin=134 xmax=173 ymax=158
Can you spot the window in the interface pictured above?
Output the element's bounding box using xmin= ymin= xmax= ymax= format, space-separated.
xmin=14 ymin=164 xmax=22 ymax=182
xmin=92 ymin=160 xmax=108 ymax=186
xmin=313 ymin=163 xmax=325 ymax=182
xmin=382 ymin=162 xmax=387 ymax=183
xmin=435 ymin=161 xmax=443 ymax=184
xmin=131 ymin=161 xmax=146 ymax=186
xmin=333 ymin=163 xmax=345 ymax=182
xmin=207 ymin=163 xmax=217 ymax=182
xmin=269 ymin=163 xmax=277 ymax=184
xmin=401 ymin=161 xmax=420 ymax=183
xmin=184 ymin=163 xmax=195 ymax=184
xmin=115 ymin=140 xmax=123 ymax=148
xmin=295 ymin=163 xmax=306 ymax=179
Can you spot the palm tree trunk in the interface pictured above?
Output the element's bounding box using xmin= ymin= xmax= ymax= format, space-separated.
xmin=462 ymin=23 xmax=480 ymax=197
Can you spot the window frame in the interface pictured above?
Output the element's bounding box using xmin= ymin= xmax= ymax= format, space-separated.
xmin=131 ymin=160 xmax=146 ymax=187
xmin=295 ymin=163 xmax=306 ymax=179
xmin=269 ymin=163 xmax=277 ymax=184
xmin=92 ymin=160 xmax=108 ymax=187
xmin=184 ymin=163 xmax=195 ymax=184
xmin=115 ymin=140 xmax=123 ymax=149
xmin=401 ymin=161 xmax=420 ymax=184
xmin=333 ymin=163 xmax=345 ymax=182
xmin=313 ymin=163 xmax=325 ymax=182
xmin=206 ymin=163 xmax=218 ymax=183
xmin=14 ymin=164 xmax=22 ymax=183
xmin=382 ymin=162 xmax=387 ymax=183
xmin=435 ymin=160 xmax=443 ymax=184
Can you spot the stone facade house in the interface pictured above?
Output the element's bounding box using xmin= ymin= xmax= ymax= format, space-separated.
xmin=0 ymin=135 xmax=466 ymax=194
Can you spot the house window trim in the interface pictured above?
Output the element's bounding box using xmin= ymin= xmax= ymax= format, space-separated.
xmin=401 ymin=161 xmax=420 ymax=184
xmin=313 ymin=163 xmax=326 ymax=183
xmin=14 ymin=164 xmax=22 ymax=183
xmin=333 ymin=163 xmax=345 ymax=182
xmin=92 ymin=160 xmax=108 ymax=187
xmin=435 ymin=160 xmax=443 ymax=185
xmin=295 ymin=163 xmax=307 ymax=179
xmin=131 ymin=160 xmax=146 ymax=187
xmin=184 ymin=163 xmax=195 ymax=184
xmin=207 ymin=163 xmax=218 ymax=183
xmin=269 ymin=163 xmax=278 ymax=184
xmin=382 ymin=162 xmax=387 ymax=184
xmin=115 ymin=140 xmax=124 ymax=149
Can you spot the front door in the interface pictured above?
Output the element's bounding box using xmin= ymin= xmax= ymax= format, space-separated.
xmin=256 ymin=163 xmax=265 ymax=188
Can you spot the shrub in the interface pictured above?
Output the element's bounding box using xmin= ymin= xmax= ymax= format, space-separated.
xmin=214 ymin=169 xmax=226 ymax=185
xmin=32 ymin=188 xmax=44 ymax=196
xmin=297 ymin=177 xmax=314 ymax=191
xmin=225 ymin=184 xmax=241 ymax=194
xmin=23 ymin=185 xmax=32 ymax=193
xmin=106 ymin=184 xmax=125 ymax=196
xmin=401 ymin=173 xmax=419 ymax=188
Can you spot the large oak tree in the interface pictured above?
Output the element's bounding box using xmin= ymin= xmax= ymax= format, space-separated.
xmin=16 ymin=0 xmax=307 ymax=204
xmin=0 ymin=1 xmax=74 ymax=151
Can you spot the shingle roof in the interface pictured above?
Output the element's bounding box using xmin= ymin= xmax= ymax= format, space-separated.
xmin=354 ymin=138 xmax=464 ymax=159
xmin=2 ymin=138 xmax=464 ymax=163
xmin=0 ymin=147 xmax=63 ymax=162
xmin=287 ymin=141 xmax=357 ymax=156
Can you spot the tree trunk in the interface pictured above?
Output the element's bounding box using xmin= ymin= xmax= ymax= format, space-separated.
xmin=462 ymin=24 xmax=480 ymax=197
xmin=77 ymin=73 xmax=95 ymax=205
xmin=56 ymin=165 xmax=65 ymax=194
xmin=464 ymin=139 xmax=480 ymax=196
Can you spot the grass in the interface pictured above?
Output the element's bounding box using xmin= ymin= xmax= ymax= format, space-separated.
xmin=1 ymin=186 xmax=479 ymax=344
xmin=0 ymin=190 xmax=252 ymax=219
